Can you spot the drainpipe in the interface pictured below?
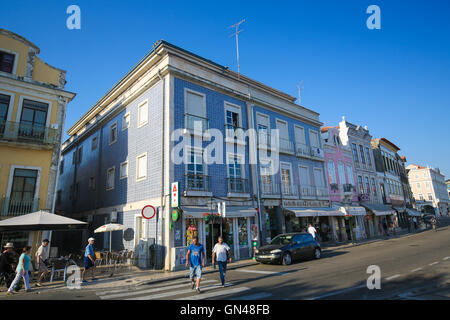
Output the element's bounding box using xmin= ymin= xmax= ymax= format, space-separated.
xmin=157 ymin=69 xmax=165 ymax=270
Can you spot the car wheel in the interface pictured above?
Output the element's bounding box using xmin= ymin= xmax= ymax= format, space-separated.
xmin=282 ymin=252 xmax=292 ymax=265
xmin=314 ymin=248 xmax=321 ymax=259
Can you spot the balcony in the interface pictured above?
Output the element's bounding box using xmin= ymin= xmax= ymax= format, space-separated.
xmin=310 ymin=146 xmax=325 ymax=160
xmin=260 ymin=180 xmax=280 ymax=198
xmin=227 ymin=178 xmax=249 ymax=197
xmin=184 ymin=114 xmax=209 ymax=135
xmin=0 ymin=121 xmax=58 ymax=146
xmin=1 ymin=197 xmax=40 ymax=217
xmin=316 ymin=187 xmax=330 ymax=199
xmin=295 ymin=143 xmax=312 ymax=158
xmin=298 ymin=185 xmax=316 ymax=199
xmin=185 ymin=174 xmax=211 ymax=194
xmin=281 ymin=183 xmax=298 ymax=198
xmin=278 ymin=138 xmax=294 ymax=154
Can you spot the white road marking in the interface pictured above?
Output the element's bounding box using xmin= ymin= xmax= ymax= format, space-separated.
xmin=126 ymin=282 xmax=230 ymax=300
xmin=443 ymin=257 xmax=450 ymax=261
xmin=97 ymin=278 xmax=189 ymax=296
xmin=411 ymin=268 xmax=423 ymax=272
xmin=429 ymin=262 xmax=439 ymax=266
xmin=99 ymin=280 xmax=217 ymax=300
xmin=231 ymin=292 xmax=272 ymax=300
xmin=177 ymin=287 xmax=251 ymax=300
xmin=385 ymin=274 xmax=401 ymax=281
xmin=309 ymin=284 xmax=367 ymax=300
xmin=235 ymin=269 xmax=284 ymax=275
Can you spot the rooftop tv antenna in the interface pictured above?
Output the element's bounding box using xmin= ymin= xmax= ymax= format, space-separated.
xmin=297 ymin=81 xmax=304 ymax=104
xmin=229 ymin=18 xmax=245 ymax=79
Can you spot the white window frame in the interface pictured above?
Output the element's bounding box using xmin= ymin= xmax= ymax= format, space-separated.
xmin=137 ymin=99 xmax=149 ymax=128
xmin=184 ymin=88 xmax=206 ymax=118
xmin=226 ymin=153 xmax=245 ymax=179
xmin=106 ymin=166 xmax=115 ymax=191
xmin=275 ymin=118 xmax=289 ymax=140
xmin=136 ymin=152 xmax=148 ymax=182
xmin=122 ymin=112 xmax=130 ymax=131
xmin=280 ymin=161 xmax=294 ymax=194
xmin=16 ymin=95 xmax=53 ymax=128
xmin=186 ymin=146 xmax=207 ymax=176
xmin=6 ymin=165 xmax=42 ymax=200
xmin=308 ymin=129 xmax=320 ymax=148
xmin=224 ymin=102 xmax=243 ymax=128
xmin=120 ymin=161 xmax=129 ymax=180
xmin=313 ymin=167 xmax=326 ymax=188
xmin=0 ymin=90 xmax=15 ymax=122
xmin=0 ymin=48 xmax=19 ymax=76
xmin=294 ymin=125 xmax=306 ymax=145
xmin=109 ymin=121 xmax=118 ymax=145
xmin=298 ymin=165 xmax=311 ymax=186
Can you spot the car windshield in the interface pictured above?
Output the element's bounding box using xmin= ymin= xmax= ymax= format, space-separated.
xmin=270 ymin=235 xmax=293 ymax=245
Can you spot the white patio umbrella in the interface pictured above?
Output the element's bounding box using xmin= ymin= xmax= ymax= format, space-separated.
xmin=94 ymin=223 xmax=126 ymax=252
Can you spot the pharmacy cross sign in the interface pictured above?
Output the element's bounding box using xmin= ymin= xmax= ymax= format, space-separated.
xmin=171 ymin=182 xmax=179 ymax=208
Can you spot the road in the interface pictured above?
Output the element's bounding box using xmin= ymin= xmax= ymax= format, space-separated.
xmin=2 ymin=222 xmax=449 ymax=300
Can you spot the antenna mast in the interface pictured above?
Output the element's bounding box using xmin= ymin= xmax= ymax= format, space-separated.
xmin=297 ymin=81 xmax=304 ymax=104
xmin=229 ymin=18 xmax=245 ymax=79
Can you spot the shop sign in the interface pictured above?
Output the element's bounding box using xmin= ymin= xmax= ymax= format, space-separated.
xmin=171 ymin=182 xmax=179 ymax=208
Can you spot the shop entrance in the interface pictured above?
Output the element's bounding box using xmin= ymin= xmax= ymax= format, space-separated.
xmin=205 ymin=222 xmax=221 ymax=263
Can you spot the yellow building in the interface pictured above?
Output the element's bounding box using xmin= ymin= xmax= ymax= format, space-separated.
xmin=0 ymin=29 xmax=75 ymax=252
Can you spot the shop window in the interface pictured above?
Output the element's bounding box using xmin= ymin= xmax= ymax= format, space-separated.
xmin=238 ymin=218 xmax=248 ymax=248
xmin=185 ymin=218 xmax=199 ymax=246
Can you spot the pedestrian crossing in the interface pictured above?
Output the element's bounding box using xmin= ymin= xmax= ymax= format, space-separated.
xmin=96 ymin=277 xmax=272 ymax=300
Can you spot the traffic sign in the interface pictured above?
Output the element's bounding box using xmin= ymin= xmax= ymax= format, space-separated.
xmin=142 ymin=205 xmax=156 ymax=220
xmin=171 ymin=182 xmax=179 ymax=208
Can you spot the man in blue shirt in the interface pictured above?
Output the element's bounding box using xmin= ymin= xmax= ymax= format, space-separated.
xmin=185 ymin=236 xmax=205 ymax=293
xmin=82 ymin=237 xmax=97 ymax=283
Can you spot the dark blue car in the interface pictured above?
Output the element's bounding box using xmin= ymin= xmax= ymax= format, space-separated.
xmin=255 ymin=232 xmax=321 ymax=265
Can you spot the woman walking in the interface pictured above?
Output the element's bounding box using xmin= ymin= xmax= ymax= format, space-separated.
xmin=6 ymin=246 xmax=31 ymax=295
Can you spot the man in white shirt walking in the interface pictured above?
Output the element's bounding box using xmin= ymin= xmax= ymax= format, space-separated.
xmin=35 ymin=239 xmax=50 ymax=287
xmin=212 ymin=237 xmax=232 ymax=287
xmin=307 ymin=224 xmax=318 ymax=240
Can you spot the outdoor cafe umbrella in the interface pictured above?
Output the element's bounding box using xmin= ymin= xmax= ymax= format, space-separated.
xmin=94 ymin=223 xmax=126 ymax=252
xmin=0 ymin=210 xmax=87 ymax=232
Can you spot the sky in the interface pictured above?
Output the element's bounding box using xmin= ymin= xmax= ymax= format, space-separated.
xmin=1 ymin=0 xmax=449 ymax=176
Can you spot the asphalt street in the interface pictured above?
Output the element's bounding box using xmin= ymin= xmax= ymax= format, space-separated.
xmin=2 ymin=223 xmax=449 ymax=300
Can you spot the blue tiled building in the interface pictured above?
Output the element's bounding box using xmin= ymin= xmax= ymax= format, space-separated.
xmin=55 ymin=41 xmax=330 ymax=271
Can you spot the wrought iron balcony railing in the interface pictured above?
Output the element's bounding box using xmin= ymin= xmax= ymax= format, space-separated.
xmin=278 ymin=138 xmax=294 ymax=154
xmin=299 ymin=185 xmax=317 ymax=199
xmin=260 ymin=179 xmax=280 ymax=196
xmin=0 ymin=121 xmax=58 ymax=146
xmin=1 ymin=197 xmax=40 ymax=217
xmin=295 ymin=143 xmax=311 ymax=158
xmin=185 ymin=174 xmax=211 ymax=192
xmin=227 ymin=178 xmax=248 ymax=194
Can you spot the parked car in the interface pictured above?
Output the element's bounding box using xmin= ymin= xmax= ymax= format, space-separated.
xmin=254 ymin=232 xmax=321 ymax=265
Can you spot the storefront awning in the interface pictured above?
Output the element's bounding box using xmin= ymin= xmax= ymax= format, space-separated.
xmin=393 ymin=206 xmax=407 ymax=213
xmin=285 ymin=207 xmax=344 ymax=217
xmin=182 ymin=206 xmax=257 ymax=219
xmin=339 ymin=206 xmax=367 ymax=216
xmin=406 ymin=209 xmax=422 ymax=217
xmin=361 ymin=203 xmax=395 ymax=216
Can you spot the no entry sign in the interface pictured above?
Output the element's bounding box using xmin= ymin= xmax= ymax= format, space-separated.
xmin=142 ymin=205 xmax=156 ymax=220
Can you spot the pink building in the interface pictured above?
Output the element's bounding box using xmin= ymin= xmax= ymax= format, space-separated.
xmin=321 ymin=126 xmax=365 ymax=242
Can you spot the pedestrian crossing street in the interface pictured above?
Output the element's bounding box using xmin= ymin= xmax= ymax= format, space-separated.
xmin=95 ymin=277 xmax=273 ymax=300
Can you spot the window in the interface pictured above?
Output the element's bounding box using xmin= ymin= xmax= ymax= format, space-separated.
xmin=281 ymin=163 xmax=293 ymax=195
xmin=228 ymin=155 xmax=244 ymax=193
xmin=138 ymin=100 xmax=148 ymax=128
xmin=358 ymin=176 xmax=364 ymax=194
xmin=136 ymin=153 xmax=147 ymax=181
xmin=327 ymin=160 xmax=337 ymax=184
xmin=419 ymin=194 xmax=424 ymax=201
xmin=371 ymin=178 xmax=377 ymax=196
xmin=347 ymin=165 xmax=355 ymax=185
xmin=359 ymin=145 xmax=366 ymax=164
xmin=120 ymin=161 xmax=128 ymax=179
xmin=260 ymin=161 xmax=274 ymax=192
xmin=186 ymin=91 xmax=205 ymax=118
xmin=77 ymin=146 xmax=83 ymax=164
xmin=313 ymin=168 xmax=326 ymax=193
xmin=426 ymin=182 xmax=430 ymax=189
xmin=365 ymin=177 xmax=370 ymax=194
xmin=88 ymin=177 xmax=95 ymax=191
xmin=294 ymin=126 xmax=306 ymax=146
xmin=427 ymin=193 xmax=433 ymax=201
xmin=309 ymin=130 xmax=320 ymax=148
xmin=122 ymin=112 xmax=130 ymax=130
xmin=299 ymin=166 xmax=310 ymax=186
xmin=0 ymin=93 xmax=11 ymax=123
xmin=56 ymin=190 xmax=62 ymax=205
xmin=91 ymin=136 xmax=98 ymax=150
xmin=337 ymin=162 xmax=346 ymax=185
xmin=352 ymin=143 xmax=359 ymax=162
xmin=365 ymin=147 xmax=372 ymax=166
xmin=59 ymin=159 xmax=64 ymax=175
xmin=417 ymin=183 xmax=421 ymax=189
xmin=238 ymin=218 xmax=248 ymax=248
xmin=109 ymin=122 xmax=117 ymax=145
xmin=10 ymin=169 xmax=38 ymax=201
xmin=19 ymin=99 xmax=49 ymax=139
xmin=106 ymin=167 xmax=115 ymax=190
xmin=0 ymin=51 xmax=15 ymax=73
xmin=225 ymin=105 xmax=240 ymax=129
